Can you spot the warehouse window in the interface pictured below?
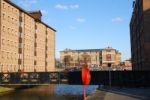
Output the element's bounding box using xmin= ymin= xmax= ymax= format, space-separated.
xmin=2 ymin=26 xmax=5 ymax=32
xmin=18 ymin=32 xmax=22 ymax=37
xmin=2 ymin=39 xmax=5 ymax=45
xmin=3 ymin=3 xmax=5 ymax=9
xmin=19 ymin=22 xmax=23 ymax=27
xmin=8 ymin=6 xmax=10 ymax=11
xmin=18 ymin=43 xmax=22 ymax=48
xmin=2 ymin=13 xmax=5 ymax=20
xmin=8 ymin=16 xmax=10 ymax=22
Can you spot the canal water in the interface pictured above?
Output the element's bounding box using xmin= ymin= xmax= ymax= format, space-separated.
xmin=0 ymin=85 xmax=98 ymax=100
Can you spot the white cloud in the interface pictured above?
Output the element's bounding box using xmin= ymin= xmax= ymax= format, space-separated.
xmin=55 ymin=4 xmax=68 ymax=10
xmin=19 ymin=0 xmax=38 ymax=7
xmin=112 ymin=17 xmax=124 ymax=23
xmin=76 ymin=18 xmax=86 ymax=22
xmin=70 ymin=4 xmax=79 ymax=9
xmin=55 ymin=4 xmax=79 ymax=10
xmin=41 ymin=10 xmax=48 ymax=15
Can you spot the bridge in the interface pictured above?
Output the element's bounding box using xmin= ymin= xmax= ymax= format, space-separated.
xmin=0 ymin=71 xmax=150 ymax=87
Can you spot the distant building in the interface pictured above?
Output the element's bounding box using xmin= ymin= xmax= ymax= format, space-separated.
xmin=60 ymin=47 xmax=121 ymax=67
xmin=124 ymin=59 xmax=132 ymax=67
xmin=121 ymin=59 xmax=132 ymax=70
xmin=0 ymin=0 xmax=56 ymax=72
xmin=102 ymin=47 xmax=121 ymax=66
xmin=130 ymin=0 xmax=150 ymax=70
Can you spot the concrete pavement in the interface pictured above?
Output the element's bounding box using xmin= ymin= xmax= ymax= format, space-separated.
xmin=86 ymin=87 xmax=150 ymax=100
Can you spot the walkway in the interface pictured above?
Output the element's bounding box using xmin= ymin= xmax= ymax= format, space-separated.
xmin=86 ymin=87 xmax=150 ymax=100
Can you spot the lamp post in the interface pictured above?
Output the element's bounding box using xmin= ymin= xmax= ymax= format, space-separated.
xmin=108 ymin=63 xmax=111 ymax=89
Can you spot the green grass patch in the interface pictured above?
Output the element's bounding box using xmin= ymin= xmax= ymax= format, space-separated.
xmin=0 ymin=86 xmax=14 ymax=93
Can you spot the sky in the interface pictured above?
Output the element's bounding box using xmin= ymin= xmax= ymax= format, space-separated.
xmin=11 ymin=0 xmax=134 ymax=61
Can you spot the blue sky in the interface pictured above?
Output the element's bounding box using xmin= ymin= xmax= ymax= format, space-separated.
xmin=12 ymin=0 xmax=133 ymax=61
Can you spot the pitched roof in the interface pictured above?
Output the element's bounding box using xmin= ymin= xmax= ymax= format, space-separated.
xmin=4 ymin=0 xmax=56 ymax=32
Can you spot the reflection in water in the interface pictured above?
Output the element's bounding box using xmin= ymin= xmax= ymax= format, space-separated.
xmin=0 ymin=85 xmax=98 ymax=100
xmin=56 ymin=85 xmax=98 ymax=95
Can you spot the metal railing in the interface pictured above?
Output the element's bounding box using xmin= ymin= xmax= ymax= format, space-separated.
xmin=0 ymin=71 xmax=150 ymax=87
xmin=0 ymin=72 xmax=68 ymax=85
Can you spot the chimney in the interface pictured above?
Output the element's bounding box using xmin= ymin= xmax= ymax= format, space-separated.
xmin=28 ymin=10 xmax=42 ymax=21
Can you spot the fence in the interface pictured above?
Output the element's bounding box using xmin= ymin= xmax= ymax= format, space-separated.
xmin=68 ymin=71 xmax=150 ymax=87
xmin=0 ymin=71 xmax=150 ymax=87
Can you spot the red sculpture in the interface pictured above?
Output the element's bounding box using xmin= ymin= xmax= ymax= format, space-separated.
xmin=82 ymin=64 xmax=91 ymax=100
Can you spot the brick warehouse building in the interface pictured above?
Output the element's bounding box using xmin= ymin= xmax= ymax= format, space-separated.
xmin=60 ymin=47 xmax=121 ymax=67
xmin=130 ymin=0 xmax=150 ymax=70
xmin=0 ymin=0 xmax=56 ymax=72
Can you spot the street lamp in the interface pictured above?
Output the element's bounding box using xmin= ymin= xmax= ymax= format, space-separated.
xmin=108 ymin=63 xmax=111 ymax=89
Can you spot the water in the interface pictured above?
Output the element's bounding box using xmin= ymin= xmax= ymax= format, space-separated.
xmin=0 ymin=85 xmax=98 ymax=100
xmin=56 ymin=85 xmax=97 ymax=95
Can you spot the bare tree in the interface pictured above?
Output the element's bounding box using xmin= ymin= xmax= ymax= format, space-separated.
xmin=80 ymin=53 xmax=91 ymax=64
xmin=63 ymin=55 xmax=73 ymax=67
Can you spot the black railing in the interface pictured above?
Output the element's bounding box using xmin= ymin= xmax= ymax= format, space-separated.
xmin=0 ymin=72 xmax=68 ymax=85
xmin=68 ymin=71 xmax=150 ymax=87
xmin=0 ymin=71 xmax=150 ymax=87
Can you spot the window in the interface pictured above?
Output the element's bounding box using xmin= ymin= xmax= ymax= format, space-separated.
xmin=3 ymin=3 xmax=5 ymax=9
xmin=7 ymin=40 xmax=10 ymax=46
xmin=8 ymin=28 xmax=10 ymax=34
xmin=19 ymin=16 xmax=22 ymax=22
xmin=2 ymin=39 xmax=5 ymax=45
xmin=18 ymin=59 xmax=22 ymax=64
xmin=19 ymin=26 xmax=22 ymax=33
xmin=106 ymin=54 xmax=111 ymax=61
xmin=19 ymin=37 xmax=22 ymax=43
xmin=12 ymin=18 xmax=14 ymax=24
xmin=3 ymin=26 xmax=5 ymax=32
xmin=8 ymin=16 xmax=10 ymax=22
xmin=18 ymin=43 xmax=22 ymax=48
xmin=3 ymin=13 xmax=5 ymax=20
xmin=8 ymin=6 xmax=10 ymax=11
xmin=1 ymin=51 xmax=4 ymax=58
xmin=19 ymin=22 xmax=22 ymax=27
xmin=19 ymin=11 xmax=21 ymax=16
xmin=18 ymin=32 xmax=22 ymax=37
xmin=18 ymin=47 xmax=22 ymax=54
xmin=35 ymin=29 xmax=38 ymax=33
